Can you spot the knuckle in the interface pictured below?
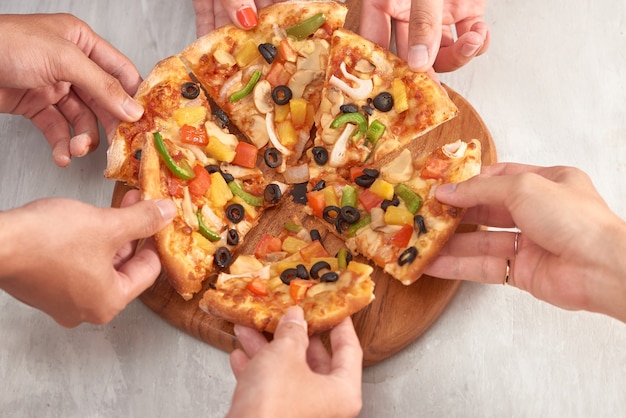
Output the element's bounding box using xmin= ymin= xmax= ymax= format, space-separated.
xmin=409 ymin=10 xmax=438 ymax=35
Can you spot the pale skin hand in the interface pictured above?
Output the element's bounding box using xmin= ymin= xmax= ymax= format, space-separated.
xmin=424 ymin=163 xmax=626 ymax=323
xmin=0 ymin=190 xmax=176 ymax=327
xmin=227 ymin=306 xmax=363 ymax=418
xmin=0 ymin=13 xmax=144 ymax=167
xmin=360 ymin=0 xmax=490 ymax=72
xmin=192 ymin=0 xmax=489 ymax=75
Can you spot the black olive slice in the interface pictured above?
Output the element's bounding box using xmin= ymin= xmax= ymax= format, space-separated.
xmin=213 ymin=107 xmax=230 ymax=128
xmin=204 ymin=164 xmax=221 ymax=174
xmin=398 ymin=247 xmax=418 ymax=266
xmin=226 ymin=203 xmax=245 ymax=223
xmin=335 ymin=217 xmax=350 ymax=234
xmin=222 ymin=173 xmax=235 ymax=183
xmin=181 ymin=82 xmax=200 ymax=99
xmin=320 ymin=271 xmax=339 ymax=283
xmin=322 ymin=205 xmax=341 ymax=223
xmin=264 ymin=183 xmax=282 ymax=204
xmin=340 ymin=206 xmax=360 ymax=224
xmin=381 ymin=195 xmax=400 ymax=211
xmin=310 ymin=229 xmax=322 ymax=242
xmin=310 ymin=260 xmax=331 ymax=279
xmin=311 ymin=179 xmax=325 ymax=191
xmin=296 ymin=264 xmax=309 ymax=279
xmin=214 ymin=247 xmax=232 ymax=268
xmin=311 ymin=146 xmax=328 ymax=165
xmin=361 ymin=105 xmax=374 ymax=116
xmin=280 ymin=268 xmax=299 ymax=285
xmin=134 ymin=149 xmax=142 ymax=160
xmin=355 ymin=174 xmax=376 ymax=188
xmin=373 ymin=92 xmax=393 ymax=112
xmin=362 ymin=168 xmax=380 ymax=178
xmin=414 ymin=214 xmax=427 ymax=235
xmin=258 ymin=43 xmax=278 ymax=64
xmin=339 ymin=103 xmax=359 ymax=113
xmin=271 ymin=85 xmax=293 ymax=105
xmin=263 ymin=147 xmax=282 ymax=168
xmin=227 ymin=229 xmax=239 ymax=246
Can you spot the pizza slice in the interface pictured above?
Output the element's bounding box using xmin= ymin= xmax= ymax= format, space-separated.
xmin=199 ymin=219 xmax=375 ymax=334
xmin=179 ymin=0 xmax=347 ymax=172
xmin=308 ymin=28 xmax=459 ymax=174
xmin=305 ymin=139 xmax=482 ymax=285
xmin=138 ymin=107 xmax=289 ymax=300
xmin=106 ymin=56 xmax=212 ymax=186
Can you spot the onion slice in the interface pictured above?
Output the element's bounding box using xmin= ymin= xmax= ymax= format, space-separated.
xmin=266 ymin=112 xmax=292 ymax=156
xmin=329 ymin=123 xmax=356 ymax=167
xmin=329 ymin=62 xmax=373 ymax=100
xmin=282 ymin=162 xmax=309 ymax=184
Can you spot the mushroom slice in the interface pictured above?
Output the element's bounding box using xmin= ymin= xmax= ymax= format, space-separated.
xmin=442 ymin=140 xmax=468 ymax=159
xmin=354 ymin=58 xmax=376 ymax=74
xmin=253 ymin=79 xmax=274 ymax=114
xmin=329 ymin=62 xmax=373 ymax=101
xmin=381 ymin=149 xmax=414 ymax=183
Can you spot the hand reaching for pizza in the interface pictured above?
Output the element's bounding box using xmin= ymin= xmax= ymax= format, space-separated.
xmin=0 ymin=14 xmax=144 ymax=167
xmin=360 ymin=0 xmax=490 ymax=73
xmin=424 ymin=163 xmax=626 ymax=323
xmin=0 ymin=190 xmax=176 ymax=327
xmin=227 ymin=306 xmax=363 ymax=418
xmin=192 ymin=0 xmax=489 ymax=74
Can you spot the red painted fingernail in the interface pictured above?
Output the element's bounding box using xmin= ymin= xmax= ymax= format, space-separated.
xmin=236 ymin=6 xmax=257 ymax=29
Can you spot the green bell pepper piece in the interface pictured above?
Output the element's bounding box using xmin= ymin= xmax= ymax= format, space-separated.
xmin=337 ymin=247 xmax=349 ymax=270
xmin=153 ymin=132 xmax=195 ymax=180
xmin=229 ymin=70 xmax=262 ymax=103
xmin=365 ymin=120 xmax=386 ymax=145
xmin=395 ymin=184 xmax=423 ymax=214
xmin=197 ymin=211 xmax=221 ymax=242
xmin=330 ymin=112 xmax=368 ymax=138
xmin=228 ymin=181 xmax=264 ymax=207
xmin=285 ymin=13 xmax=326 ymax=40
xmin=340 ymin=185 xmax=357 ymax=208
xmin=346 ymin=214 xmax=371 ymax=238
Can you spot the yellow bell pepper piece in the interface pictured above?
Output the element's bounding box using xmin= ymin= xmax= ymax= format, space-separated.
xmin=322 ymin=185 xmax=339 ymax=208
xmin=289 ymin=97 xmax=309 ymax=127
xmin=173 ymin=105 xmax=207 ymax=128
xmin=234 ymin=40 xmax=259 ymax=68
xmin=282 ymin=236 xmax=309 ymax=254
xmin=206 ymin=136 xmax=236 ymax=162
xmin=209 ymin=171 xmax=233 ymax=208
xmin=384 ymin=205 xmax=414 ymax=225
xmin=392 ymin=78 xmax=409 ymax=114
xmin=277 ymin=120 xmax=298 ymax=147
xmin=369 ymin=178 xmax=395 ymax=200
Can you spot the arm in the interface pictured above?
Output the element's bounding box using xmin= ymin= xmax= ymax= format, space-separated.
xmin=0 ymin=13 xmax=143 ymax=167
xmin=0 ymin=190 xmax=176 ymax=327
xmin=424 ymin=163 xmax=626 ymax=323
xmin=227 ymin=306 xmax=363 ymax=418
xmin=359 ymin=0 xmax=490 ymax=72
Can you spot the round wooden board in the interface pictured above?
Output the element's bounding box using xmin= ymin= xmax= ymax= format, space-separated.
xmin=111 ymin=88 xmax=495 ymax=367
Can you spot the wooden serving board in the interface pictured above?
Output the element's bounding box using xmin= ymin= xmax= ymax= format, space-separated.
xmin=111 ymin=87 xmax=495 ymax=367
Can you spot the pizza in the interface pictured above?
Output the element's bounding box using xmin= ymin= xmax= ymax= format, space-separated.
xmin=305 ymin=139 xmax=482 ymax=285
xmin=308 ymin=28 xmax=458 ymax=174
xmin=180 ymin=0 xmax=348 ymax=168
xmin=199 ymin=219 xmax=375 ymax=334
xmin=104 ymin=1 xmax=480 ymax=334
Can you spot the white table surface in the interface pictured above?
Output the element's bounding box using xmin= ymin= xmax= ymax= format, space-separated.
xmin=1 ymin=1 xmax=625 ymax=417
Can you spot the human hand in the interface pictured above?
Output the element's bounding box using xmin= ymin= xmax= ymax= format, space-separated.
xmin=0 ymin=13 xmax=144 ymax=167
xmin=424 ymin=163 xmax=626 ymax=323
xmin=227 ymin=306 xmax=363 ymax=418
xmin=0 ymin=190 xmax=176 ymax=327
xmin=193 ymin=0 xmax=280 ymax=37
xmin=360 ymin=0 xmax=490 ymax=72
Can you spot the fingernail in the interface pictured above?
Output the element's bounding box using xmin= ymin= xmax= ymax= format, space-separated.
xmin=408 ymin=44 xmax=430 ymax=71
xmin=280 ymin=306 xmax=307 ymax=330
xmin=69 ymin=133 xmax=91 ymax=157
xmin=123 ymin=99 xmax=144 ymax=121
xmin=436 ymin=183 xmax=458 ymax=194
xmin=155 ymin=199 xmax=176 ymax=221
xmin=461 ymin=42 xmax=481 ymax=57
xmin=236 ymin=6 xmax=257 ymax=29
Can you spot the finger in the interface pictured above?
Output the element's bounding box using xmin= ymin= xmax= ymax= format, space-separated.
xmin=328 ymin=316 xmax=363 ymax=378
xmin=424 ymin=255 xmax=510 ymax=285
xmin=359 ymin=1 xmax=393 ymax=50
xmin=438 ymin=230 xmax=521 ymax=259
xmin=193 ymin=0 xmax=218 ymax=36
xmin=229 ymin=348 xmax=251 ymax=379
xmin=52 ymin=40 xmax=143 ymax=123
xmin=233 ymin=324 xmax=270 ymax=357
xmin=432 ymin=30 xmax=485 ymax=73
xmin=107 ymin=198 xmax=176 ymax=248
xmin=407 ymin=0 xmax=444 ymax=72
xmin=306 ymin=334 xmax=332 ymax=374
xmin=222 ymin=0 xmax=259 ymax=30
xmin=55 ymin=88 xmax=100 ymax=158
xmin=272 ymin=306 xmax=309 ymax=352
xmin=29 ymin=104 xmax=73 ymax=167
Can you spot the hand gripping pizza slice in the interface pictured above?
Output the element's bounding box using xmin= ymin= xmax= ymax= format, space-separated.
xmin=305 ymin=139 xmax=482 ymax=285
xmin=199 ymin=219 xmax=375 ymax=334
xmin=179 ymin=1 xmax=347 ymax=172
xmin=308 ymin=29 xmax=459 ymax=174
xmin=139 ymin=111 xmax=289 ymax=300
xmin=106 ymin=56 xmax=213 ymax=186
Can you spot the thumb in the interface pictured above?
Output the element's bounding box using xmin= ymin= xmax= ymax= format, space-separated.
xmin=273 ymin=306 xmax=309 ymax=350
xmin=407 ymin=0 xmax=444 ymax=72
xmin=112 ymin=197 xmax=177 ymax=245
